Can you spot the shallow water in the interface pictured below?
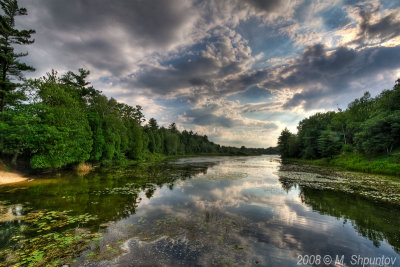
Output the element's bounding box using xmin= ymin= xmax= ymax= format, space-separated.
xmin=1 ymin=155 xmax=399 ymax=266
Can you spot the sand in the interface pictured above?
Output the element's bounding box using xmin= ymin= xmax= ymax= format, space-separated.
xmin=0 ymin=170 xmax=28 ymax=185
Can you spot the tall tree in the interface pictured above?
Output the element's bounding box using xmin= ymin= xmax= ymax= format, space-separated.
xmin=60 ymin=68 xmax=100 ymax=106
xmin=0 ymin=0 xmax=35 ymax=111
xmin=317 ymin=130 xmax=341 ymax=158
xmin=148 ymin=118 xmax=159 ymax=130
xmin=278 ymin=128 xmax=299 ymax=158
xmin=168 ymin=122 xmax=178 ymax=133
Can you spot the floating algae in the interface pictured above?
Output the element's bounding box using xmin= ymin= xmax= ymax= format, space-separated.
xmin=0 ymin=209 xmax=100 ymax=267
xmin=278 ymin=164 xmax=400 ymax=205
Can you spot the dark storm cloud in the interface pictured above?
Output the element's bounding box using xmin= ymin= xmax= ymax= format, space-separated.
xmin=128 ymin=30 xmax=255 ymax=97
xmin=20 ymin=0 xmax=399 ymax=101
xmin=351 ymin=10 xmax=400 ymax=47
xmin=218 ymin=70 xmax=268 ymax=96
xmin=33 ymin=0 xmax=195 ymax=47
xmin=192 ymin=113 xmax=236 ymax=128
xmin=246 ymin=0 xmax=284 ymax=12
xmin=19 ymin=0 xmax=288 ymax=78
xmin=228 ymin=86 xmax=272 ymax=103
xmin=263 ymin=44 xmax=400 ymax=109
xmin=65 ymin=39 xmax=130 ymax=76
xmin=131 ymin=63 xmax=268 ymax=100
xmin=185 ymin=108 xmax=237 ymax=128
xmin=19 ymin=0 xmax=198 ymax=76
xmin=132 ymin=57 xmax=218 ymax=94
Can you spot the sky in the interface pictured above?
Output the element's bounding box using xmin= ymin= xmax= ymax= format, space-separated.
xmin=15 ymin=0 xmax=400 ymax=148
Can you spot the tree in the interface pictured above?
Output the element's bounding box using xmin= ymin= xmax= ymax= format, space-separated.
xmin=60 ymin=68 xmax=100 ymax=106
xmin=154 ymin=130 xmax=163 ymax=153
xmin=0 ymin=0 xmax=35 ymax=111
xmin=277 ymin=80 xmax=400 ymax=161
xmin=345 ymin=91 xmax=374 ymax=144
xmin=0 ymin=103 xmax=40 ymax=165
xmin=87 ymin=111 xmax=105 ymax=161
xmin=354 ymin=111 xmax=400 ymax=155
xmin=29 ymin=72 xmax=93 ymax=168
xmin=101 ymin=98 xmax=126 ymax=161
xmin=148 ymin=118 xmax=158 ymax=130
xmin=297 ymin=112 xmax=335 ymax=158
xmin=168 ymin=122 xmax=178 ymax=133
xmin=147 ymin=130 xmax=156 ymax=153
xmin=278 ymin=128 xmax=299 ymax=158
xmin=127 ymin=120 xmax=144 ymax=159
xmin=331 ymin=109 xmax=349 ymax=145
xmin=373 ymin=79 xmax=400 ymax=113
xmin=164 ymin=131 xmax=179 ymax=155
xmin=317 ymin=130 xmax=341 ymax=158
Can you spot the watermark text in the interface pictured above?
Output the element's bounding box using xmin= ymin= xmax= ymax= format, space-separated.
xmin=297 ymin=254 xmax=397 ymax=266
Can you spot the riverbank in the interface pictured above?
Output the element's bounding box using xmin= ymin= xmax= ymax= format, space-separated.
xmin=278 ymin=162 xmax=400 ymax=205
xmin=282 ymin=151 xmax=400 ymax=176
xmin=0 ymin=170 xmax=28 ymax=185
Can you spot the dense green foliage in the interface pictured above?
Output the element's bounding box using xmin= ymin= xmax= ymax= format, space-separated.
xmin=278 ymin=80 xmax=400 ymax=175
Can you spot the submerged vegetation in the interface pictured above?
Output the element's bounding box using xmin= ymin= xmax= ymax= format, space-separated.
xmin=0 ymin=162 xmax=209 ymax=266
xmin=278 ymin=80 xmax=400 ymax=176
xmin=279 ymin=163 xmax=400 ymax=205
xmin=0 ymin=209 xmax=99 ymax=266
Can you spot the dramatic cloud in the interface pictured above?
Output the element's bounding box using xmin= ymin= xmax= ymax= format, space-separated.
xmin=15 ymin=0 xmax=400 ymax=147
xmin=129 ymin=27 xmax=254 ymax=99
xmin=351 ymin=10 xmax=400 ymax=47
xmin=32 ymin=0 xmax=198 ymax=48
xmin=263 ymin=44 xmax=400 ymax=110
xmin=18 ymin=0 xmax=201 ymax=77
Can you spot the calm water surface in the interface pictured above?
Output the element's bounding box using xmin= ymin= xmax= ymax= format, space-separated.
xmin=1 ymin=155 xmax=399 ymax=266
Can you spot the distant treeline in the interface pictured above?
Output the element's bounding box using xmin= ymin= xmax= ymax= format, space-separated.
xmin=278 ymin=80 xmax=400 ymax=159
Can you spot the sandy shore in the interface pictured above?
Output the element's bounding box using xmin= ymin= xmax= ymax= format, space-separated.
xmin=0 ymin=170 xmax=28 ymax=185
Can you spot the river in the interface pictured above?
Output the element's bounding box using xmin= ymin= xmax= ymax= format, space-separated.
xmin=0 ymin=155 xmax=399 ymax=266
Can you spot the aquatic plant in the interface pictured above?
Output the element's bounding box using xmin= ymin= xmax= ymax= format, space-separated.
xmin=0 ymin=210 xmax=100 ymax=266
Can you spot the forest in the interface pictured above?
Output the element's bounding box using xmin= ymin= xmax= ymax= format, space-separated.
xmin=0 ymin=0 xmax=274 ymax=170
xmin=278 ymin=80 xmax=400 ymax=175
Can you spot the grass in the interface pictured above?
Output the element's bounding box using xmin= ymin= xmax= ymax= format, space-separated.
xmin=75 ymin=163 xmax=93 ymax=174
xmin=284 ymin=151 xmax=400 ymax=176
